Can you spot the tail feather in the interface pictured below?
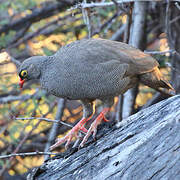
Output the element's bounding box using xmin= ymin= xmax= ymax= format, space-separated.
xmin=139 ymin=67 xmax=175 ymax=97
xmin=159 ymin=79 xmax=174 ymax=90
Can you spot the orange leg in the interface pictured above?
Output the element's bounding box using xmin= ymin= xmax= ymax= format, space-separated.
xmin=79 ymin=107 xmax=110 ymax=147
xmin=50 ymin=115 xmax=94 ymax=150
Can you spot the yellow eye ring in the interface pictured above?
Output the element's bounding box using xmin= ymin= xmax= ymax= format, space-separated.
xmin=21 ymin=70 xmax=28 ymax=77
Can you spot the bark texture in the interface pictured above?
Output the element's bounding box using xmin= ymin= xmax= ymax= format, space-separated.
xmin=28 ymin=95 xmax=180 ymax=180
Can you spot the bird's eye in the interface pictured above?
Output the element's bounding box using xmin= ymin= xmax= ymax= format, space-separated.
xmin=21 ymin=70 xmax=28 ymax=77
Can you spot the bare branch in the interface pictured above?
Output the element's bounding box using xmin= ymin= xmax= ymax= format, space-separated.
xmin=15 ymin=117 xmax=73 ymax=128
xmin=0 ymin=95 xmax=32 ymax=104
xmin=170 ymin=15 xmax=180 ymax=24
xmin=144 ymin=49 xmax=176 ymax=55
xmin=69 ymin=0 xmax=162 ymax=11
xmin=0 ymin=151 xmax=58 ymax=159
xmin=93 ymin=11 xmax=124 ymax=36
xmin=0 ymin=119 xmax=42 ymax=176
xmin=7 ymin=13 xmax=81 ymax=49
xmin=165 ymin=0 xmax=174 ymax=50
xmin=44 ymin=98 xmax=66 ymax=160
xmin=7 ymin=24 xmax=31 ymax=46
xmin=175 ymin=2 xmax=180 ymax=10
xmin=0 ymin=0 xmax=73 ymax=35
xmin=165 ymin=62 xmax=180 ymax=76
xmin=82 ymin=2 xmax=92 ymax=38
xmin=110 ymin=24 xmax=126 ymax=40
xmin=0 ymin=90 xmax=44 ymax=104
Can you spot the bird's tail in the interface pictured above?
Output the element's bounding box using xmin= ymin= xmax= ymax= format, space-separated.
xmin=139 ymin=67 xmax=175 ymax=97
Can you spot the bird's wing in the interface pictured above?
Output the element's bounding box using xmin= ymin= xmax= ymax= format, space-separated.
xmin=61 ymin=60 xmax=131 ymax=99
xmin=57 ymin=38 xmax=158 ymax=76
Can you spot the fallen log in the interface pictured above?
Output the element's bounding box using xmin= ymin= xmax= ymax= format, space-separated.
xmin=28 ymin=95 xmax=180 ymax=180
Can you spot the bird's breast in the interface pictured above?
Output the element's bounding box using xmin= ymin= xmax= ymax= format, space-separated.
xmin=40 ymin=62 xmax=131 ymax=100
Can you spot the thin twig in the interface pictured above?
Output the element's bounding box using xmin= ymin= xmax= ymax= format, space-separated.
xmin=165 ymin=0 xmax=174 ymax=50
xmin=110 ymin=24 xmax=126 ymax=40
xmin=165 ymin=62 xmax=180 ymax=76
xmin=16 ymin=117 xmax=73 ymax=128
xmin=69 ymin=0 xmax=162 ymax=11
xmin=0 ymin=95 xmax=32 ymax=104
xmin=0 ymin=100 xmax=56 ymax=176
xmin=82 ymin=0 xmax=92 ymax=38
xmin=0 ymin=120 xmax=42 ymax=176
xmin=0 ymin=90 xmax=44 ymax=104
xmin=0 ymin=72 xmax=16 ymax=76
xmin=170 ymin=15 xmax=180 ymax=24
xmin=144 ymin=49 xmax=176 ymax=55
xmin=0 ymin=1 xmax=74 ymax=34
xmin=0 ymin=152 xmax=58 ymax=159
xmin=92 ymin=11 xmax=124 ymax=36
xmin=175 ymin=2 xmax=180 ymax=10
xmin=7 ymin=14 xmax=80 ymax=49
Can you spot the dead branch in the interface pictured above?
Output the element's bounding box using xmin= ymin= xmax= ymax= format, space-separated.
xmin=7 ymin=14 xmax=81 ymax=49
xmin=0 ymin=95 xmax=33 ymax=104
xmin=69 ymin=0 xmax=162 ymax=11
xmin=175 ymin=2 xmax=180 ymax=10
xmin=0 ymin=152 xmax=58 ymax=159
xmin=165 ymin=0 xmax=174 ymax=50
xmin=144 ymin=49 xmax=176 ymax=55
xmin=0 ymin=0 xmax=74 ymax=35
xmin=92 ymin=11 xmax=124 ymax=36
xmin=0 ymin=89 xmax=45 ymax=104
xmin=44 ymin=98 xmax=66 ymax=160
xmin=82 ymin=0 xmax=92 ymax=38
xmin=15 ymin=116 xmax=72 ymax=128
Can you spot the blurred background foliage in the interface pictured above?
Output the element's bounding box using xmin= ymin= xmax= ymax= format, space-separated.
xmin=0 ymin=0 xmax=179 ymax=179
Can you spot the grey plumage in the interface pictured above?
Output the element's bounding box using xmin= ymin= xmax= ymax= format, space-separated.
xmin=18 ymin=38 xmax=174 ymax=149
xmin=19 ymin=38 xmax=170 ymax=100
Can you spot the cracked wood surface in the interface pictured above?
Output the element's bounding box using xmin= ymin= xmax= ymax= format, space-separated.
xmin=30 ymin=95 xmax=180 ymax=180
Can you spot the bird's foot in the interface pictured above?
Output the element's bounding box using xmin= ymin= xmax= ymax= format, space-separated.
xmin=79 ymin=108 xmax=110 ymax=147
xmin=50 ymin=117 xmax=89 ymax=150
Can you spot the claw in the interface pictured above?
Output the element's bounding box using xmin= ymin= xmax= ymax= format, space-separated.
xmin=92 ymin=128 xmax=97 ymax=139
xmin=103 ymin=116 xmax=109 ymax=122
xmin=50 ymin=108 xmax=110 ymax=150
xmin=79 ymin=108 xmax=110 ymax=147
xmin=50 ymin=117 xmax=90 ymax=151
xmin=65 ymin=136 xmax=73 ymax=150
xmin=50 ymin=136 xmax=67 ymax=151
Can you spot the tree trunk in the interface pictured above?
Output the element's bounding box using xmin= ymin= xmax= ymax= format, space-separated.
xmin=122 ymin=2 xmax=147 ymax=118
xmin=169 ymin=5 xmax=180 ymax=93
xmin=28 ymin=95 xmax=180 ymax=180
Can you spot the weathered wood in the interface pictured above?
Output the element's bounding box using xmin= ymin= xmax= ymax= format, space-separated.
xmin=29 ymin=95 xmax=180 ymax=180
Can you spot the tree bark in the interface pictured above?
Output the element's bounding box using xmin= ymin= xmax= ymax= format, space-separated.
xmin=28 ymin=95 xmax=180 ymax=180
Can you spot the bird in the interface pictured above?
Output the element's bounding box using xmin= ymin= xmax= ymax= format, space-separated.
xmin=18 ymin=38 xmax=174 ymax=150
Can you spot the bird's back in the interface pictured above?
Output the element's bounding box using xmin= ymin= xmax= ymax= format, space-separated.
xmin=54 ymin=38 xmax=158 ymax=75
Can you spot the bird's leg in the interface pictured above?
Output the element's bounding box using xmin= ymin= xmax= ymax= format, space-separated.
xmin=80 ymin=97 xmax=114 ymax=148
xmin=79 ymin=107 xmax=110 ymax=147
xmin=50 ymin=100 xmax=94 ymax=150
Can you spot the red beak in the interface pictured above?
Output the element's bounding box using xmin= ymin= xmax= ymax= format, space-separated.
xmin=19 ymin=78 xmax=25 ymax=89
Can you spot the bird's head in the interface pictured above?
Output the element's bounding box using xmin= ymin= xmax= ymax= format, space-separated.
xmin=18 ymin=56 xmax=45 ymax=89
